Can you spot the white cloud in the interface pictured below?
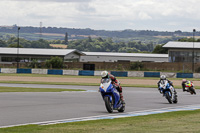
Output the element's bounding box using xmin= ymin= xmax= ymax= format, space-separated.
xmin=5 ymin=0 xmax=92 ymax=2
xmin=0 ymin=0 xmax=200 ymax=31
xmin=138 ymin=12 xmax=152 ymax=20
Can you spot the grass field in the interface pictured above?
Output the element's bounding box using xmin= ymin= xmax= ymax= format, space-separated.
xmin=0 ymin=73 xmax=200 ymax=89
xmin=50 ymin=44 xmax=67 ymax=48
xmin=0 ymin=86 xmax=84 ymax=92
xmin=1 ymin=73 xmax=200 ymax=80
xmin=0 ymin=109 xmax=200 ymax=132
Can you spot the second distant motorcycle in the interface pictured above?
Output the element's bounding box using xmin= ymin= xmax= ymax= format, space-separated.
xmin=182 ymin=79 xmax=196 ymax=95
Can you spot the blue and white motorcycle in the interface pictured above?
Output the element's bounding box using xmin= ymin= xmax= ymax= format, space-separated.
xmin=99 ymin=78 xmax=125 ymax=113
xmin=159 ymin=80 xmax=178 ymax=104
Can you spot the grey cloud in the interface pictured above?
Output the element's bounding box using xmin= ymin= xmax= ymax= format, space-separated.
xmin=26 ymin=13 xmax=53 ymax=19
xmin=76 ymin=3 xmax=96 ymax=13
xmin=7 ymin=0 xmax=92 ymax=2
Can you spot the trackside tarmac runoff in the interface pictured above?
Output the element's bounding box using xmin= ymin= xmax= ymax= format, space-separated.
xmin=0 ymin=84 xmax=200 ymax=127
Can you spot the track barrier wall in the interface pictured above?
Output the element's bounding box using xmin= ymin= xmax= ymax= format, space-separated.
xmin=144 ymin=72 xmax=160 ymax=77
xmin=63 ymin=70 xmax=79 ymax=75
xmin=47 ymin=69 xmax=63 ymax=75
xmin=78 ymin=70 xmax=94 ymax=76
xmin=17 ymin=68 xmax=32 ymax=74
xmin=1 ymin=68 xmax=16 ymax=73
xmin=111 ymin=71 xmax=128 ymax=77
xmin=176 ymin=73 xmax=193 ymax=78
xmin=94 ymin=71 xmax=102 ymax=76
xmin=0 ymin=68 xmax=199 ymax=78
xmin=32 ymin=69 xmax=47 ymax=74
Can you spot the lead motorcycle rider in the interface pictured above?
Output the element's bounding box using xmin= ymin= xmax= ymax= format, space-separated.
xmin=101 ymin=71 xmax=125 ymax=104
xmin=157 ymin=75 xmax=177 ymax=95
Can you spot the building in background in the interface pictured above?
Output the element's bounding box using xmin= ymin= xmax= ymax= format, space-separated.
xmin=80 ymin=52 xmax=168 ymax=62
xmin=163 ymin=41 xmax=200 ymax=63
xmin=0 ymin=47 xmax=84 ymax=62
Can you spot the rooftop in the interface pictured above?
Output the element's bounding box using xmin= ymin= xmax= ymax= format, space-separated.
xmin=163 ymin=41 xmax=200 ymax=49
xmin=83 ymin=52 xmax=168 ymax=58
xmin=0 ymin=47 xmax=84 ymax=56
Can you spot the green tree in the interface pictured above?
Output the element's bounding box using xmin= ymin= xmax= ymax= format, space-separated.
xmin=45 ymin=59 xmax=51 ymax=68
xmin=29 ymin=59 xmax=39 ymax=68
xmin=45 ymin=56 xmax=63 ymax=69
xmin=31 ymin=39 xmax=51 ymax=48
xmin=130 ymin=61 xmax=143 ymax=70
xmin=8 ymin=43 xmax=23 ymax=48
xmin=0 ymin=39 xmax=7 ymax=47
xmin=152 ymin=44 xmax=168 ymax=54
xmin=97 ymin=37 xmax=104 ymax=42
xmin=178 ymin=38 xmax=195 ymax=42
xmin=87 ymin=36 xmax=93 ymax=42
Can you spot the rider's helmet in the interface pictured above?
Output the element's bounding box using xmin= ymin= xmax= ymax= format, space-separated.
xmin=182 ymin=79 xmax=187 ymax=83
xmin=160 ymin=75 xmax=166 ymax=80
xmin=101 ymin=71 xmax=109 ymax=78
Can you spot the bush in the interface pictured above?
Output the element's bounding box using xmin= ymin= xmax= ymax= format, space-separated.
xmin=45 ymin=56 xmax=63 ymax=69
xmin=130 ymin=61 xmax=143 ymax=70
xmin=45 ymin=59 xmax=51 ymax=68
xmin=196 ymin=67 xmax=200 ymax=73
xmin=29 ymin=59 xmax=40 ymax=68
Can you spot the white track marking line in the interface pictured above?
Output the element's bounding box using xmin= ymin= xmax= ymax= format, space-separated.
xmin=1 ymin=104 xmax=200 ymax=128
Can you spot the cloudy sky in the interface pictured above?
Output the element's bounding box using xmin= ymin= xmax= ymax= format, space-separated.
xmin=0 ymin=0 xmax=199 ymax=31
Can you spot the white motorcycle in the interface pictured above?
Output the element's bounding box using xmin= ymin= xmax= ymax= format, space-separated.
xmin=159 ymin=80 xmax=178 ymax=104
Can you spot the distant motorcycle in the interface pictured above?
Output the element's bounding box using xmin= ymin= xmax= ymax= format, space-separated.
xmin=99 ymin=78 xmax=125 ymax=113
xmin=159 ymin=80 xmax=178 ymax=104
xmin=185 ymin=81 xmax=196 ymax=95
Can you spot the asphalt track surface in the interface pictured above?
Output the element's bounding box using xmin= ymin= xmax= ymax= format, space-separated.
xmin=0 ymin=83 xmax=200 ymax=127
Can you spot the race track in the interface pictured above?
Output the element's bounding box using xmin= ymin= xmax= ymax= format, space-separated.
xmin=0 ymin=84 xmax=199 ymax=127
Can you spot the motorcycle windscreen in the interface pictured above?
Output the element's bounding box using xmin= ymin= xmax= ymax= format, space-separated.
xmin=100 ymin=78 xmax=112 ymax=92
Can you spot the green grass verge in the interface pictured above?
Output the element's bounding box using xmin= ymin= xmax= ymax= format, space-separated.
xmin=0 ymin=81 xmax=197 ymax=89
xmin=0 ymin=81 xmax=99 ymax=86
xmin=0 ymin=81 xmax=197 ymax=90
xmin=0 ymin=86 xmax=85 ymax=92
xmin=1 ymin=109 xmax=200 ymax=133
xmin=0 ymin=73 xmax=100 ymax=78
xmin=1 ymin=73 xmax=200 ymax=89
xmin=1 ymin=73 xmax=200 ymax=81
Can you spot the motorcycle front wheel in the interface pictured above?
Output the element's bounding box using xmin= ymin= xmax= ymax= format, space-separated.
xmin=165 ymin=92 xmax=172 ymax=104
xmin=173 ymin=95 xmax=178 ymax=103
xmin=104 ymin=96 xmax=113 ymax=113
xmin=189 ymin=87 xmax=196 ymax=95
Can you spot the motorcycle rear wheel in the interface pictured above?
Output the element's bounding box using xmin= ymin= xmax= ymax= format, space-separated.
xmin=104 ymin=96 xmax=113 ymax=113
xmin=118 ymin=103 xmax=125 ymax=112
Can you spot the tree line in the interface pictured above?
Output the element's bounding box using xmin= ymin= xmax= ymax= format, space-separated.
xmin=0 ymin=36 xmax=156 ymax=52
xmin=0 ymin=37 xmax=53 ymax=48
xmin=0 ymin=36 xmax=196 ymax=54
xmin=1 ymin=25 xmax=199 ymax=39
xmin=67 ymin=37 xmax=155 ymax=53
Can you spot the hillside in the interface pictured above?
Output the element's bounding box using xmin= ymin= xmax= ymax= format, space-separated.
xmin=0 ymin=25 xmax=199 ymax=44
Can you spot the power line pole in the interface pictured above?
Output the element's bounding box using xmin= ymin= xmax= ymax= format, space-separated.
xmin=192 ymin=29 xmax=196 ymax=73
xmin=17 ymin=27 xmax=20 ymax=69
xmin=40 ymin=22 xmax=42 ymax=39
